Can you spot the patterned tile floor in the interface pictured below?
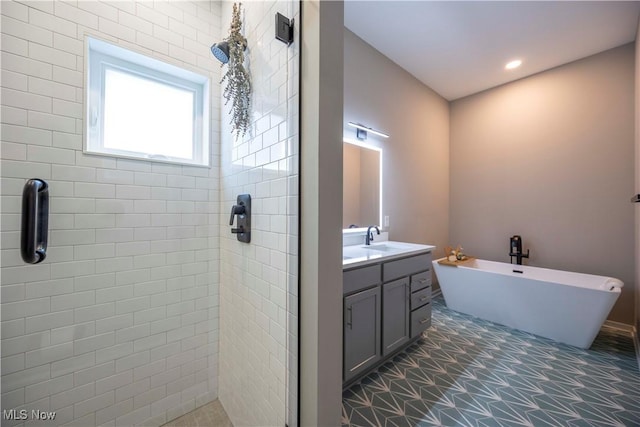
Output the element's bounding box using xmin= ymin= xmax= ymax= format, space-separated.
xmin=342 ymin=295 xmax=640 ymax=427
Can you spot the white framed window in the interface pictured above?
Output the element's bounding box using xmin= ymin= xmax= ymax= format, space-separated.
xmin=85 ymin=37 xmax=210 ymax=166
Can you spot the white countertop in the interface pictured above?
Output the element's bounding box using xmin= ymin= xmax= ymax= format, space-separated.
xmin=343 ymin=241 xmax=436 ymax=269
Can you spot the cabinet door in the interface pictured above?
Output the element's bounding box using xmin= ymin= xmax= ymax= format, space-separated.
xmin=344 ymin=287 xmax=381 ymax=382
xmin=382 ymin=277 xmax=410 ymax=356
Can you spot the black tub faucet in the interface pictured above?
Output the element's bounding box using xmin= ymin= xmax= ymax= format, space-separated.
xmin=509 ymin=235 xmax=530 ymax=265
xmin=366 ymin=225 xmax=380 ymax=245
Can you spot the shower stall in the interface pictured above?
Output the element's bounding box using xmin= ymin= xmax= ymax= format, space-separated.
xmin=0 ymin=0 xmax=299 ymax=425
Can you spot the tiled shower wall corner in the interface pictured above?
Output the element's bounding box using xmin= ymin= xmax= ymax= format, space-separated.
xmin=218 ymin=0 xmax=299 ymax=426
xmin=0 ymin=1 xmax=222 ymax=426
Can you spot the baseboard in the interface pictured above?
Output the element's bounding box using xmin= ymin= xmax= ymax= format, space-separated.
xmin=602 ymin=319 xmax=636 ymax=334
xmin=431 ymin=288 xmax=442 ymax=298
xmin=602 ymin=321 xmax=640 ymax=372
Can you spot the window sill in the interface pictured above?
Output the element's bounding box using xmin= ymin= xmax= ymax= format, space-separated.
xmin=83 ymin=148 xmax=211 ymax=168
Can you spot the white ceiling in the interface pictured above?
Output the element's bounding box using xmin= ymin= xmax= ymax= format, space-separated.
xmin=345 ymin=1 xmax=640 ymax=100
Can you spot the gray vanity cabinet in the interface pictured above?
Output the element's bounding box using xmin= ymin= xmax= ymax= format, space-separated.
xmin=382 ymin=278 xmax=410 ymax=355
xmin=344 ymin=286 xmax=382 ymax=382
xmin=343 ymin=250 xmax=432 ymax=385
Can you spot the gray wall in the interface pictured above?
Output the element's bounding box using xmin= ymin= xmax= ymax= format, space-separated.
xmin=343 ymin=30 xmax=450 ymax=256
xmin=300 ymin=1 xmax=344 ymax=425
xmin=450 ymin=44 xmax=636 ymax=324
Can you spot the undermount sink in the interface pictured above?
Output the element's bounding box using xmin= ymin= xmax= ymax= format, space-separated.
xmin=362 ymin=243 xmax=408 ymax=252
xmin=362 ymin=245 xmax=394 ymax=252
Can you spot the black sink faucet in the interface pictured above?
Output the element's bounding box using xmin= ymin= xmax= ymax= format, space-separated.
xmin=365 ymin=225 xmax=380 ymax=245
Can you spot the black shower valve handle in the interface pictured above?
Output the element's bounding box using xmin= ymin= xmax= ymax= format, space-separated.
xmin=229 ymin=203 xmax=246 ymax=225
xmin=230 ymin=194 xmax=251 ymax=243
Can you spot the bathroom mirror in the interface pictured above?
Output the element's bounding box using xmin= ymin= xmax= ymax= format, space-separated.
xmin=343 ymin=139 xmax=382 ymax=230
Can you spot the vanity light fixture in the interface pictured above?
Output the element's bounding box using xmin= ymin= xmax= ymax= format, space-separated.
xmin=348 ymin=122 xmax=390 ymax=140
xmin=505 ymin=59 xmax=522 ymax=70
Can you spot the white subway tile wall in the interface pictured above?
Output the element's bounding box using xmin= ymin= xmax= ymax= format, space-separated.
xmin=1 ymin=1 xmax=223 ymax=426
xmin=218 ymin=1 xmax=299 ymax=426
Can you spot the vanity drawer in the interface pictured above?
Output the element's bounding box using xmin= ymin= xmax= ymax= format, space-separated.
xmin=410 ymin=270 xmax=431 ymax=292
xmin=411 ymin=302 xmax=432 ymax=337
xmin=344 ymin=264 xmax=381 ymax=295
xmin=411 ymin=286 xmax=431 ymax=310
xmin=383 ymin=253 xmax=431 ymax=282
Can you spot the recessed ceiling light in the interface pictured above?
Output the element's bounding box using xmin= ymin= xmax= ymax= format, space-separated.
xmin=505 ymin=59 xmax=522 ymax=70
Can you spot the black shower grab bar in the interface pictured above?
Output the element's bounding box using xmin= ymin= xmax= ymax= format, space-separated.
xmin=21 ymin=178 xmax=49 ymax=264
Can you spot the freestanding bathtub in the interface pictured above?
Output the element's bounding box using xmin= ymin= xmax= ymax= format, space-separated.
xmin=433 ymin=258 xmax=623 ymax=348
